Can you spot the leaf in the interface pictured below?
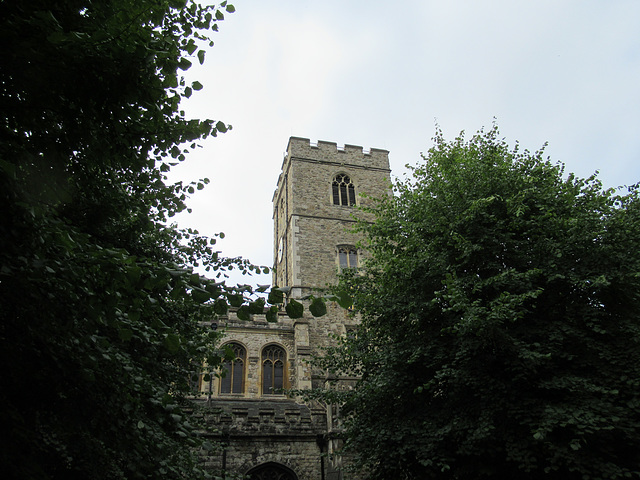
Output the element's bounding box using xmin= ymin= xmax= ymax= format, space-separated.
xmin=335 ymin=290 xmax=353 ymax=309
xmin=214 ymin=298 xmax=228 ymax=315
xmin=47 ymin=31 xmax=68 ymax=45
xmin=266 ymin=305 xmax=279 ymax=322
xmin=236 ymin=306 xmax=250 ymax=321
xmin=268 ymin=288 xmax=284 ymax=304
xmin=248 ymin=298 xmax=265 ymax=314
xmin=0 ymin=159 xmax=16 ymax=178
xmin=309 ymin=297 xmax=327 ymax=317
xmin=165 ymin=73 xmax=178 ymax=88
xmin=197 ymin=50 xmax=206 ymax=65
xmin=202 ymin=441 xmax=214 ymax=451
xmin=192 ymin=81 xmax=203 ymax=91
xmin=164 ymin=333 xmax=180 ymax=353
xmin=227 ymin=294 xmax=243 ymax=307
xmin=118 ymin=328 xmax=134 ymax=342
xmin=205 ymin=282 xmax=222 ymax=296
xmin=285 ymin=299 xmax=304 ymax=319
xmin=185 ymin=39 xmax=197 ymax=55
xmin=191 ymin=287 xmax=210 ymax=303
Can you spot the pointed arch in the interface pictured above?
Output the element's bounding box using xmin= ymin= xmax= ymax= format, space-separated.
xmin=246 ymin=462 xmax=298 ymax=480
xmin=219 ymin=342 xmax=246 ymax=395
xmin=332 ymin=173 xmax=356 ymax=206
xmin=261 ymin=344 xmax=287 ymax=395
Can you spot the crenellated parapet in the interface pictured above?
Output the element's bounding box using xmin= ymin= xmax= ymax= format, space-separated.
xmin=285 ymin=136 xmax=390 ymax=170
xmin=196 ymin=398 xmax=326 ymax=436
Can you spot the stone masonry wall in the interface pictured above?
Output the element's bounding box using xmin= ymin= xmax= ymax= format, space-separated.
xmin=196 ymin=398 xmax=327 ymax=480
xmin=197 ymin=310 xmax=330 ymax=479
xmin=292 ymin=216 xmax=361 ymax=290
xmin=272 ymin=137 xmax=391 ymax=292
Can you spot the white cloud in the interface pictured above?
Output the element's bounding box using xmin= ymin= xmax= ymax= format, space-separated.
xmin=169 ymin=0 xmax=640 ymax=287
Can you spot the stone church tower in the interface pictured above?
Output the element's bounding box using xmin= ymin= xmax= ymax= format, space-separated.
xmin=273 ymin=137 xmax=391 ymax=298
xmin=198 ymin=138 xmax=390 ymax=480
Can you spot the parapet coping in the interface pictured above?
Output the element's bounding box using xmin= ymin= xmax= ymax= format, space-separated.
xmin=287 ymin=136 xmax=389 ymax=156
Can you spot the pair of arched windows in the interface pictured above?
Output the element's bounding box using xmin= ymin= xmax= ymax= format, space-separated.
xmin=332 ymin=174 xmax=356 ymax=206
xmin=219 ymin=343 xmax=286 ymax=395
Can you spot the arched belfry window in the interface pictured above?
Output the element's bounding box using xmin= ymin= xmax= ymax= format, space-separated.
xmin=262 ymin=345 xmax=286 ymax=395
xmin=332 ymin=173 xmax=356 ymax=206
xmin=338 ymin=245 xmax=358 ymax=270
xmin=220 ymin=343 xmax=246 ymax=394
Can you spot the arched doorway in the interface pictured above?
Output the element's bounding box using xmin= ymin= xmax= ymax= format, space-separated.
xmin=246 ymin=462 xmax=298 ymax=480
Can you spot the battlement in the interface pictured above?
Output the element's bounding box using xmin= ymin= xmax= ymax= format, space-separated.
xmin=194 ymin=398 xmax=326 ymax=437
xmin=285 ymin=136 xmax=390 ymax=170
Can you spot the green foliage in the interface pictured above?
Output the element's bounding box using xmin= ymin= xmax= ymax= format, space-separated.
xmin=321 ymin=126 xmax=640 ymax=479
xmin=0 ymin=1 xmax=306 ymax=479
xmin=0 ymin=2 xmax=324 ymax=475
xmin=285 ymin=299 xmax=305 ymax=319
xmin=268 ymin=286 xmax=285 ymax=305
xmin=309 ymin=297 xmax=328 ymax=317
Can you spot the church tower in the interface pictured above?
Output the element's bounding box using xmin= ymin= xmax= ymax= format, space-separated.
xmin=198 ymin=138 xmax=391 ymax=480
xmin=272 ymin=137 xmax=391 ymax=298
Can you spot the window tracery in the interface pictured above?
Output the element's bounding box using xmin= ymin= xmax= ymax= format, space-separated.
xmin=262 ymin=345 xmax=286 ymax=395
xmin=332 ymin=174 xmax=356 ymax=206
xmin=220 ymin=343 xmax=246 ymax=394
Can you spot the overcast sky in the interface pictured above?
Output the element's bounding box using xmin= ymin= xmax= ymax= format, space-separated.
xmin=169 ymin=0 xmax=640 ymax=287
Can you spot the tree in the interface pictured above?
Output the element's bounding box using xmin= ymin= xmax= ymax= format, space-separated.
xmin=0 ymin=1 xmax=314 ymax=479
xmin=321 ymin=127 xmax=640 ymax=479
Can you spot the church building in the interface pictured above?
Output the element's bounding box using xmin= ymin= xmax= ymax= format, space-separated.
xmin=196 ymin=137 xmax=391 ymax=480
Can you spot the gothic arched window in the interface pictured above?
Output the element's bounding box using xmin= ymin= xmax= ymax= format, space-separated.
xmin=262 ymin=345 xmax=286 ymax=395
xmin=332 ymin=174 xmax=356 ymax=206
xmin=220 ymin=343 xmax=246 ymax=394
xmin=338 ymin=246 xmax=358 ymax=270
